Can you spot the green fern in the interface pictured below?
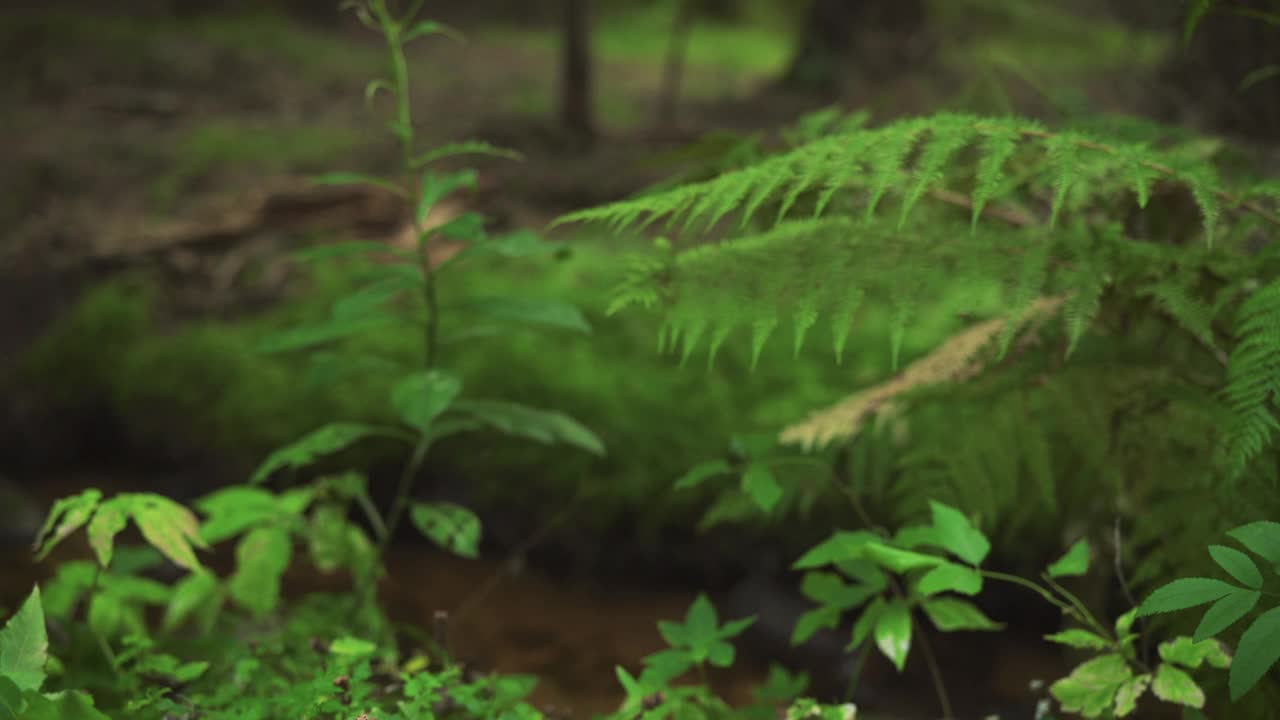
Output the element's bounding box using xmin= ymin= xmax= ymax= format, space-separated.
xmin=1218 ymin=279 xmax=1280 ymax=477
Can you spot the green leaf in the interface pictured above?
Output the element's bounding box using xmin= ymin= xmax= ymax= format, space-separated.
xmin=1159 ymin=637 xmax=1232 ymax=669
xmin=1135 ymin=578 xmax=1240 ymax=617
xmin=256 ymin=313 xmax=402 ymax=354
xmin=793 ymin=531 xmax=878 ymax=569
xmin=129 ymin=495 xmax=206 ymax=572
xmin=0 ymin=587 xmax=48 ymax=692
xmin=674 ymin=460 xmax=732 ymax=490
xmin=86 ymin=592 xmax=124 ymax=638
xmin=227 ymin=526 xmax=292 ymax=618
xmin=162 ymin=571 xmax=221 ymax=633
xmin=194 ymin=486 xmax=280 ymax=545
xmin=1047 ymin=539 xmax=1091 ymax=578
xmin=251 ymin=423 xmax=404 ymax=484
xmin=741 ymin=463 xmax=782 ymax=512
xmin=873 ymin=599 xmax=912 ymax=671
xmin=849 ymin=596 xmax=886 ymax=650
xmin=1208 ymin=544 xmax=1263 ymax=588
xmin=311 ymin=172 xmax=406 ymax=198
xmin=329 ymin=636 xmax=377 ymax=657
xmin=85 ymin=498 xmax=129 ymax=569
xmin=402 ymin=19 xmax=463 ymax=43
xmin=799 ymin=572 xmax=877 ymax=609
xmin=791 ymin=606 xmax=841 ymax=646
xmin=453 ymin=297 xmax=591 ymax=334
xmin=1049 ymin=654 xmax=1133 ymax=718
xmin=1045 ymin=629 xmax=1111 ymax=650
xmin=1227 ymin=521 xmax=1280 ymax=566
xmin=920 ymin=597 xmax=1003 ymax=632
xmin=928 ymin=501 xmax=990 ymax=566
xmin=391 ymin=370 xmax=462 ymax=435
xmin=863 ymin=542 xmax=945 ymax=573
xmin=417 ymin=170 xmax=477 ymax=223
xmin=1113 ymin=674 xmax=1151 ymax=717
xmin=1229 ymin=605 xmax=1280 ymax=700
xmin=411 ymin=140 xmax=521 ymax=168
xmin=454 ymin=400 xmax=605 ymax=456
xmin=916 ymin=563 xmax=983 ymax=596
xmin=306 ymin=503 xmax=350 ymax=572
xmin=1193 ymin=589 xmax=1260 ymax=641
xmin=1152 ymin=664 xmax=1205 ymax=708
xmin=292 ymin=240 xmax=413 ymax=264
xmin=409 ymin=502 xmax=481 ymax=558
xmin=32 ymin=490 xmax=102 ymax=562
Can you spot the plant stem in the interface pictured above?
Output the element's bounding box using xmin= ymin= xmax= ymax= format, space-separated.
xmin=378 ymin=437 xmax=431 ymax=562
xmin=912 ymin=616 xmax=954 ymax=720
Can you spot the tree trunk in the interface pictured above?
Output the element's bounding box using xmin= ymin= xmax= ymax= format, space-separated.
xmin=559 ymin=0 xmax=595 ymax=141
xmin=654 ymin=0 xmax=696 ymax=129
xmin=777 ymin=0 xmax=929 ymax=98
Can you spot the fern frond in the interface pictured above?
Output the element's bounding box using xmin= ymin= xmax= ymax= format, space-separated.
xmin=779 ymin=296 xmax=1065 ymax=451
xmin=1217 ymin=279 xmax=1280 ymax=477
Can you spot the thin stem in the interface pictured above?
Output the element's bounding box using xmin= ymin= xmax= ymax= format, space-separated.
xmin=912 ymin=615 xmax=954 ymax=720
xmin=842 ymin=636 xmax=872 ymax=704
xmin=354 ymin=490 xmax=389 ymax=543
xmin=980 ymin=569 xmax=1073 ymax=615
xmin=1043 ymin=573 xmax=1112 ymax=640
xmin=378 ymin=437 xmax=431 ymax=561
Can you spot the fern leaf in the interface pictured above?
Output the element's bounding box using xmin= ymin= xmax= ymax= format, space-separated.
xmin=899 ymin=114 xmax=977 ymax=228
xmin=1139 ymin=278 xmax=1222 ymax=354
xmin=750 ymin=315 xmax=778 ymax=371
xmin=865 ymin=119 xmax=926 ymax=222
xmin=1176 ymin=162 xmax=1223 ymax=248
xmin=970 ymin=120 xmax=1024 ymax=233
xmin=1123 ymin=143 xmax=1161 ymax=208
xmin=1218 ymin=279 xmax=1280 ymax=477
xmin=1045 ymin=133 xmax=1083 ymax=229
xmin=831 ymin=287 xmax=868 ymax=364
xmin=998 ymin=236 xmax=1054 ymax=358
xmin=793 ymin=305 xmax=819 ymax=357
xmin=814 ymin=134 xmax=873 ymax=218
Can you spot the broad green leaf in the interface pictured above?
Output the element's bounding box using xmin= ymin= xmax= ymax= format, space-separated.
xmin=658 ymin=619 xmax=689 ymax=648
xmin=306 ymin=503 xmax=350 ymax=572
xmin=920 ymin=597 xmax=1003 ymax=632
xmin=741 ymin=463 xmax=782 ymax=512
xmin=928 ymin=501 xmax=990 ymax=565
xmin=1159 ymin=637 xmax=1232 ymax=669
xmin=0 ymin=587 xmax=47 ymax=691
xmin=163 ymin=571 xmax=221 ymax=633
xmin=311 ymin=171 xmax=406 ymax=198
xmin=453 ymin=297 xmax=590 ymax=334
xmin=434 ymin=211 xmax=486 ymax=242
xmin=719 ymin=616 xmax=756 ymax=639
xmin=454 ymin=400 xmax=605 ymax=456
xmin=873 ymin=599 xmax=912 ymax=671
xmin=40 ymin=563 xmax=94 ymax=620
xmin=329 ymin=636 xmax=377 ymax=657
xmin=863 ymin=542 xmax=945 ymax=573
xmin=87 ymin=593 xmax=124 ymax=639
xmin=402 ymin=19 xmax=462 ymax=43
xmin=1045 ymin=629 xmax=1110 ymax=650
xmin=129 ymin=495 xmax=206 ymax=572
xmin=1047 ymin=539 xmax=1091 ymax=578
xmin=794 ymin=531 xmax=878 ymax=569
xmin=330 ymin=276 xmax=421 ymax=321
xmin=849 ymin=596 xmax=886 ymax=650
xmin=1229 ymin=605 xmax=1280 ymax=700
xmin=674 ymin=460 xmax=732 ymax=490
xmin=409 ymin=502 xmax=480 ymax=558
xmin=85 ymin=498 xmax=129 ymax=568
xmin=1049 ymin=654 xmax=1133 ymax=718
xmin=916 ymin=563 xmax=983 ymax=596
xmin=686 ymin=593 xmax=719 ymax=640
xmin=800 ymin=572 xmax=877 ymax=608
xmin=791 ymin=606 xmax=841 ymax=646
xmin=1135 ymin=578 xmax=1240 ymax=616
xmin=1115 ymin=608 xmax=1138 ymax=637
xmin=194 ymin=486 xmax=279 ymax=545
xmin=0 ymin=676 xmax=110 ymax=720
xmin=707 ymin=640 xmax=735 ymax=668
xmin=1113 ymin=674 xmax=1150 ymax=717
xmin=1193 ymin=589 xmax=1260 ymax=641
xmin=1151 ymin=664 xmax=1205 ymax=708
xmin=227 ymin=526 xmax=292 ymax=618
xmin=251 ymin=423 xmax=404 ymax=484
xmin=255 ymin=313 xmax=401 ymax=354
xmin=1208 ymin=544 xmax=1263 ymax=588
xmin=1226 ymin=521 xmax=1280 ymax=566
xmin=32 ymin=490 xmax=102 ymax=562
xmin=0 ymin=676 xmax=21 ymax=720
xmin=892 ymin=525 xmax=942 ymax=551
xmin=391 ymin=370 xmax=462 ymax=435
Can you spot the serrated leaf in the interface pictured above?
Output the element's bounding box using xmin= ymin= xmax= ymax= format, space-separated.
xmin=251 ymin=423 xmax=403 ymax=484
xmin=227 ymin=526 xmax=292 ymax=618
xmin=920 ymin=597 xmax=1003 ymax=632
xmin=0 ymin=587 xmax=47 ymax=692
xmin=454 ymin=400 xmax=604 ymax=456
xmin=162 ymin=571 xmax=221 ymax=633
xmin=1048 ymin=539 xmax=1091 ymax=578
xmin=391 ymin=370 xmax=462 ymax=435
xmin=1227 ymin=521 xmax=1280 ymax=566
xmin=1045 ymin=629 xmax=1110 ymax=650
xmin=1135 ymin=578 xmax=1240 ymax=617
xmin=873 ymin=599 xmax=912 ymax=671
xmin=741 ymin=463 xmax=782 ymax=513
xmin=928 ymin=501 xmax=990 ymax=565
xmin=256 ymin=313 xmax=402 ymax=354
xmin=417 ymin=169 xmax=477 ymax=223
xmin=1152 ymin=664 xmax=1205 ymax=708
xmin=85 ymin=498 xmax=129 ymax=569
xmin=863 ymin=542 xmax=945 ymax=573
xmin=307 ymin=503 xmax=350 ymax=573
xmin=1159 ymin=636 xmax=1232 ymax=669
xmin=1113 ymin=674 xmax=1150 ymax=717
xmin=129 ymin=495 xmax=206 ymax=572
xmin=1049 ymin=654 xmax=1132 ymax=718
xmin=32 ymin=490 xmax=102 ymax=562
xmin=1229 ymin=605 xmax=1280 ymax=700
xmin=793 ymin=531 xmax=878 ymax=569
xmin=916 ymin=563 xmax=983 ymax=596
xmin=674 ymin=460 xmax=732 ymax=490
xmin=1193 ymin=589 xmax=1260 ymax=641
xmin=194 ymin=486 xmax=279 ymax=545
xmin=409 ymin=502 xmax=480 ymax=558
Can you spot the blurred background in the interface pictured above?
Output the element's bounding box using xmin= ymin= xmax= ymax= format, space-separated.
xmin=1 ymin=0 xmax=1278 ymax=717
